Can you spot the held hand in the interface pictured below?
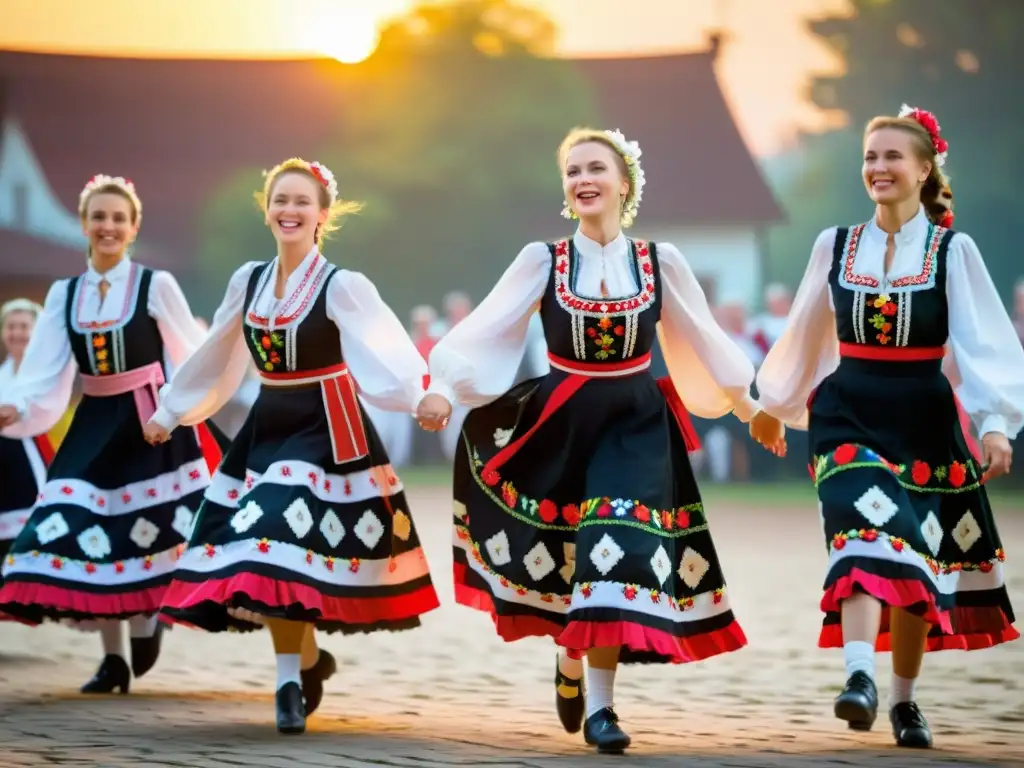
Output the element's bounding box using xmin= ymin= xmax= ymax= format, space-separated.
xmin=981 ymin=432 xmax=1012 ymax=483
xmin=143 ymin=420 xmax=171 ymax=446
xmin=416 ymin=394 xmax=453 ymax=432
xmin=749 ymin=410 xmax=787 ymax=457
xmin=0 ymin=405 xmax=20 ymax=429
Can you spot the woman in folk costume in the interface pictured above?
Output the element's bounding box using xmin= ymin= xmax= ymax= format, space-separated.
xmin=417 ymin=128 xmax=768 ymax=754
xmin=750 ymin=105 xmax=1022 ymax=749
xmin=0 ymin=175 xmax=226 ymax=691
xmin=144 ymin=158 xmax=439 ymax=735
xmin=0 ymin=299 xmax=55 ymax=608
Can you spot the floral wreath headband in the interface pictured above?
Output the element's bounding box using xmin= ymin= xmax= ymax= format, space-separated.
xmin=898 ymin=104 xmax=949 ymax=167
xmin=562 ymin=128 xmax=646 ymax=227
xmin=78 ymin=174 xmax=143 ymax=221
xmin=264 ymin=159 xmax=339 ymax=204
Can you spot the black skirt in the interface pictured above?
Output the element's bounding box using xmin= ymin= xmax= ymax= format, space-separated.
xmin=453 ymin=371 xmax=747 ymax=664
xmin=160 ymin=383 xmax=440 ymax=634
xmin=809 ymin=357 xmax=1016 ymax=650
xmin=0 ymin=393 xmax=220 ymax=623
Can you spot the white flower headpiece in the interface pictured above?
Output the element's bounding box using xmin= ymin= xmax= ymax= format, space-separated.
xmin=897 ymin=103 xmax=948 ymax=167
xmin=262 ymin=158 xmax=339 ymax=204
xmin=78 ymin=174 xmax=142 ymax=221
xmin=561 ymin=128 xmax=646 ymax=227
xmin=308 ymin=161 xmax=339 ymax=203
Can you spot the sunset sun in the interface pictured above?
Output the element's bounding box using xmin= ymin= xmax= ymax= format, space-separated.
xmin=304 ymin=13 xmax=380 ymax=64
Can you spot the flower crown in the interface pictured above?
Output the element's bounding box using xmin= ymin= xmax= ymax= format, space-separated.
xmin=898 ymin=104 xmax=949 ymax=167
xmin=265 ymin=158 xmax=339 ymax=204
xmin=78 ymin=174 xmax=142 ymax=220
xmin=562 ymin=128 xmax=646 ymax=227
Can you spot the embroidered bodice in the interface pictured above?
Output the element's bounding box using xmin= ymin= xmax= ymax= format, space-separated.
xmin=541 ymin=237 xmax=660 ymax=363
xmin=830 ymin=223 xmax=952 ymax=349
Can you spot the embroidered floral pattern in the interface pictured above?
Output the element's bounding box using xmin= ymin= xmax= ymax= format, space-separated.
xmin=841 ymin=223 xmax=945 ymax=292
xmin=829 ymin=526 xmax=1006 ymax=575
xmin=867 ymin=294 xmax=898 ymax=344
xmin=812 ymin=443 xmax=980 ymax=492
xmin=586 ymin=316 xmax=626 ymax=360
xmin=90 ymin=333 xmax=113 ymax=374
xmin=251 ymin=329 xmax=285 ymax=372
xmin=552 ymin=239 xmax=655 ymax=318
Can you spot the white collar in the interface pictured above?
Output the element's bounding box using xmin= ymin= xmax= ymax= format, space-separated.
xmin=272 ymin=245 xmax=321 ymax=277
xmin=85 ymin=256 xmax=132 ymax=285
xmin=864 ymin=205 xmax=929 ymax=247
xmin=573 ymin=229 xmax=629 ymax=260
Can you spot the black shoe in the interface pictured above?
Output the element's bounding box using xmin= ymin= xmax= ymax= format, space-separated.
xmin=554 ymin=656 xmax=586 ymax=734
xmin=301 ymin=649 xmax=337 ymax=716
xmin=276 ymin=681 xmax=306 ymax=735
xmin=583 ymin=707 xmax=631 ymax=754
xmin=890 ymin=702 xmax=933 ymax=748
xmin=80 ymin=654 xmax=131 ymax=694
xmin=834 ymin=671 xmax=878 ymax=731
xmin=130 ymin=622 xmax=164 ymax=678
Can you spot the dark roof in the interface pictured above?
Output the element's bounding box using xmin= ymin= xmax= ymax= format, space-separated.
xmin=0 ymin=229 xmax=86 ymax=278
xmin=0 ymin=45 xmax=781 ymax=276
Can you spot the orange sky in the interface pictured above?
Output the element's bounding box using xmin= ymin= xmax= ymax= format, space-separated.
xmin=0 ymin=0 xmax=851 ymax=155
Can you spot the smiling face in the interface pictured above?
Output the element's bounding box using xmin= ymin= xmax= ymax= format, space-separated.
xmin=265 ymin=171 xmax=330 ymax=247
xmin=562 ymin=140 xmax=631 ymax=224
xmin=81 ymin=191 xmax=138 ymax=259
xmin=1 ymin=309 xmax=36 ymax=360
xmin=862 ymin=127 xmax=932 ymax=207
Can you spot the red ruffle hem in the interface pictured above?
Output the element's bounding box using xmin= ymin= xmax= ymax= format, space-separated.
xmin=818 ymin=567 xmax=1019 ymax=651
xmin=159 ymin=572 xmax=440 ymax=627
xmin=454 ymin=564 xmax=565 ymax=641
xmin=0 ymin=581 xmax=168 ymax=623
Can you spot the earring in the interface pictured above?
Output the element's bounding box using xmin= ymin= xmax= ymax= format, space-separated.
xmin=561 ymin=202 xmax=575 ymax=220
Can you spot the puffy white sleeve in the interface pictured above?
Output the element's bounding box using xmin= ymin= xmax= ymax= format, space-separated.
xmin=754 ymin=228 xmax=839 ymax=429
xmin=1 ymin=280 xmax=77 ymax=439
xmin=426 ymin=242 xmax=550 ymax=407
xmin=150 ymin=262 xmax=258 ymax=431
xmin=656 ymin=243 xmax=758 ymax=421
xmin=148 ymin=270 xmax=209 ymax=367
xmin=327 ymin=270 xmax=427 ymax=414
xmin=946 ymin=233 xmax=1024 ymax=439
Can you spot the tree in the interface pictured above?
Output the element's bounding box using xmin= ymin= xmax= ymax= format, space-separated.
xmin=196 ymin=0 xmax=599 ymax=318
xmin=785 ymin=0 xmax=1024 ymax=297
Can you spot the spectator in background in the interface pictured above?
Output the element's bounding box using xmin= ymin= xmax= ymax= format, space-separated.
xmin=431 ymin=290 xmax=473 ymax=337
xmin=410 ymin=305 xmax=439 ymax=360
xmin=750 ymin=282 xmax=793 ymax=357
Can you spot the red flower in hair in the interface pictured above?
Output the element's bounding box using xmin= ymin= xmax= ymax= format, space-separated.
xmin=939 ymin=210 xmax=955 ymax=228
xmin=308 ymin=165 xmax=329 ymax=188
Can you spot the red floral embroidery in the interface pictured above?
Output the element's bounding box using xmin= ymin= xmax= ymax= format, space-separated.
xmin=306 ymin=549 xmax=314 ymax=564
xmin=189 ymin=469 xmax=201 ymax=481
xmin=227 ymin=489 xmax=240 ymax=500
xmin=51 ymin=557 xmax=64 ymax=569
xmin=324 ymin=479 xmax=332 ymax=492
xmin=861 ymin=529 xmax=879 ymax=542
xmin=280 ymin=466 xmax=292 ymax=477
xmin=675 ymin=509 xmax=691 ymax=529
xmin=122 ymin=493 xmax=132 ymax=504
xmin=143 ymin=556 xmax=154 ymax=571
xmin=114 ymin=561 xmax=125 ymax=573
xmin=596 ymin=502 xmax=613 ymax=519
xmin=501 ymin=482 xmax=518 ymax=508
xmin=349 ymin=558 xmax=360 ymax=573
xmin=623 ymin=585 xmax=638 ymax=600
xmin=257 ymin=538 xmax=271 ymax=553
xmin=911 ymin=461 xmax=931 ymax=486
xmin=833 ymin=444 xmax=857 ymax=464
xmin=538 ymin=500 xmax=558 ymax=524
xmin=633 ymin=504 xmax=651 ymax=523
xmin=661 ymin=510 xmax=674 ymax=530
xmin=481 ymin=468 xmax=499 ymax=487
xmin=61 ymin=485 xmax=73 ymax=495
xmin=949 ymin=461 xmax=967 ymax=487
xmin=324 ymin=556 xmax=335 ymax=572
xmin=979 ymin=561 xmax=993 ymax=573
xmin=84 ymin=562 xmax=97 ymax=574
xmin=562 ymin=504 xmax=581 ymax=526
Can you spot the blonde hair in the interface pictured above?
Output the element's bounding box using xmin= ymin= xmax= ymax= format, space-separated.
xmin=557 ymin=127 xmax=644 ymax=227
xmin=255 ymin=158 xmax=363 ymax=243
xmin=1 ymin=298 xmax=43 ymax=322
xmin=865 ymin=116 xmax=952 ymax=226
xmin=78 ymin=175 xmax=142 ymax=226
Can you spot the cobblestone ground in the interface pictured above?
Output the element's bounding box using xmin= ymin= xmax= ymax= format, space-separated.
xmin=2 ymin=485 xmax=1023 ymax=767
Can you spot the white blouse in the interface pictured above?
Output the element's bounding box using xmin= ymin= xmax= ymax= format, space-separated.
xmin=426 ymin=230 xmax=759 ymax=421
xmin=1 ymin=257 xmax=206 ymax=439
xmin=756 ymin=207 xmax=1024 ymax=438
xmin=0 ymin=357 xmax=18 ymax=403
xmin=151 ymin=248 xmax=427 ymax=431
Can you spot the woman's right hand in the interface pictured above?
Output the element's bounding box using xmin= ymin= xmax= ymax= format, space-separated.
xmin=416 ymin=394 xmax=453 ymax=432
xmin=749 ymin=410 xmax=787 ymax=457
xmin=0 ymin=405 xmax=20 ymax=429
xmin=143 ymin=420 xmax=171 ymax=445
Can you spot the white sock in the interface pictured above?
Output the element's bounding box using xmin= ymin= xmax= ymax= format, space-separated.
xmin=585 ymin=667 xmax=616 ymax=719
xmin=128 ymin=615 xmax=159 ymax=638
xmin=276 ymin=653 xmax=302 ymax=691
xmin=98 ymin=620 xmax=125 ymax=658
xmin=843 ymin=640 xmax=876 ymax=679
xmin=558 ymin=650 xmax=583 ymax=680
xmin=890 ymin=673 xmax=918 ymax=706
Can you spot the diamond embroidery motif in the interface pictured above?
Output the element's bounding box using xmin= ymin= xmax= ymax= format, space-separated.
xmin=171 ymin=505 xmax=194 ymax=538
xmin=853 ymin=486 xmax=898 ymax=528
xmin=485 ymin=530 xmax=512 ymax=566
xmin=523 ymin=542 xmax=556 ymax=581
xmin=231 ymin=501 xmax=264 ymax=534
xmin=129 ymin=517 xmax=160 ymax=550
xmin=919 ymin=511 xmax=943 ymax=556
xmin=354 ymin=510 xmax=384 ymax=550
xmin=678 ymin=547 xmax=710 ymax=589
xmin=650 ymin=544 xmax=672 ymax=586
xmin=953 ymin=510 xmax=982 ymax=553
xmin=319 ymin=509 xmax=345 ymax=548
xmin=36 ymin=512 xmax=70 ymax=545
xmin=559 ymin=543 xmax=576 ymax=583
xmin=590 ymin=533 xmax=624 ymax=577
xmin=77 ymin=525 xmax=112 ymax=560
xmin=283 ymin=499 xmax=314 ymax=539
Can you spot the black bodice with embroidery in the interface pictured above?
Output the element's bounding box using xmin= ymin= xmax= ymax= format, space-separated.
xmin=64 ymin=265 xmax=164 ymax=376
xmin=539 ymin=237 xmax=662 ymax=363
xmin=829 ymin=223 xmax=954 ymax=349
xmin=242 ymin=259 xmax=344 ymax=374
